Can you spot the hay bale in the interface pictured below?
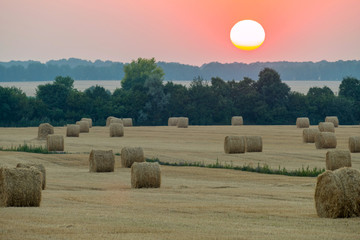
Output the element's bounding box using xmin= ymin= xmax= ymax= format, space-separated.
xmin=318 ymin=122 xmax=335 ymax=132
xmin=348 ymin=136 xmax=360 ymax=153
xmin=177 ymin=117 xmax=189 ymax=128
xmin=47 ymin=135 xmax=64 ymax=151
xmin=66 ymin=124 xmax=80 ymax=137
xmin=16 ymin=163 xmax=46 ymax=190
xmin=37 ymin=123 xmax=54 ymax=139
xmin=131 ymin=162 xmax=161 ymax=188
xmin=326 ymin=150 xmax=352 ymax=171
xmin=122 ymin=118 xmax=133 ymax=127
xmin=81 ymin=118 xmax=92 ymax=128
xmin=314 ymin=167 xmax=360 ymax=218
xmin=89 ymin=150 xmax=115 ymax=172
xmin=110 ymin=118 xmax=123 ymax=125
xmin=303 ymin=128 xmax=320 ymax=143
xmin=168 ymin=117 xmax=179 ymax=126
xmin=76 ymin=120 xmax=90 ymax=133
xmin=315 ymin=132 xmax=337 ymax=149
xmin=325 ymin=116 xmax=339 ymax=127
xmin=0 ymin=167 xmax=42 ymax=207
xmin=121 ymin=147 xmax=145 ymax=168
xmin=231 ymin=116 xmax=243 ymax=126
xmin=109 ymin=123 xmax=124 ymax=137
xmin=106 ymin=116 xmax=116 ymax=126
xmin=224 ymin=136 xmax=245 ymax=154
xmin=296 ymin=117 xmax=310 ymax=128
xmin=245 ymin=136 xmax=262 ymax=152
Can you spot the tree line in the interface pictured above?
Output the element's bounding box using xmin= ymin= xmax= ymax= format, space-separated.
xmin=1 ymin=58 xmax=360 ymax=82
xmin=1 ymin=58 xmax=360 ymax=127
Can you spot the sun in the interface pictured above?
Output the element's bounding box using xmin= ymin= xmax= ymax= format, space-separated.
xmin=230 ymin=20 xmax=265 ymax=51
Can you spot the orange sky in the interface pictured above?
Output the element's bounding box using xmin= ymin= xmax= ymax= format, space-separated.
xmin=0 ymin=0 xmax=359 ymax=65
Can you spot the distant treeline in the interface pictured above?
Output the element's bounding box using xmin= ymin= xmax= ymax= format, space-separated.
xmin=1 ymin=58 xmax=360 ymax=82
xmin=1 ymin=58 xmax=360 ymax=128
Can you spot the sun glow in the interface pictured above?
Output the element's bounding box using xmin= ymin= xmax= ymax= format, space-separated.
xmin=230 ymin=20 xmax=265 ymax=51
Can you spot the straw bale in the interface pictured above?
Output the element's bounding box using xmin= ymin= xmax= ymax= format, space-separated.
xmin=37 ymin=123 xmax=54 ymax=139
xmin=76 ymin=120 xmax=89 ymax=133
xmin=296 ymin=117 xmax=310 ymax=128
xmin=131 ymin=162 xmax=161 ymax=188
xmin=224 ymin=136 xmax=245 ymax=154
xmin=315 ymin=132 xmax=337 ymax=149
xmin=66 ymin=124 xmax=80 ymax=137
xmin=315 ymin=167 xmax=360 ymax=218
xmin=231 ymin=116 xmax=243 ymax=126
xmin=106 ymin=116 xmax=116 ymax=126
xmin=110 ymin=118 xmax=123 ymax=125
xmin=122 ymin=118 xmax=133 ymax=127
xmin=168 ymin=117 xmax=179 ymax=126
xmin=348 ymin=136 xmax=360 ymax=153
xmin=177 ymin=117 xmax=189 ymax=128
xmin=318 ymin=122 xmax=335 ymax=132
xmin=325 ymin=116 xmax=339 ymax=127
xmin=109 ymin=123 xmax=124 ymax=137
xmin=16 ymin=163 xmax=46 ymax=190
xmin=0 ymin=167 xmax=42 ymax=207
xmin=89 ymin=150 xmax=115 ymax=172
xmin=47 ymin=135 xmax=64 ymax=151
xmin=303 ymin=128 xmax=320 ymax=143
xmin=326 ymin=150 xmax=351 ymax=171
xmin=81 ymin=118 xmax=92 ymax=128
xmin=245 ymin=136 xmax=262 ymax=152
xmin=121 ymin=147 xmax=145 ymax=168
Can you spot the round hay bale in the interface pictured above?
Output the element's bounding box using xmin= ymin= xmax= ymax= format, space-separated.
xmin=348 ymin=136 xmax=360 ymax=153
xmin=231 ymin=116 xmax=243 ymax=126
xmin=37 ymin=123 xmax=54 ymax=139
xmin=47 ymin=135 xmax=64 ymax=152
xmin=106 ymin=116 xmax=116 ymax=126
xmin=16 ymin=163 xmax=46 ymax=190
xmin=326 ymin=150 xmax=352 ymax=171
xmin=76 ymin=120 xmax=90 ymax=133
xmin=168 ymin=117 xmax=179 ymax=126
xmin=131 ymin=162 xmax=161 ymax=188
xmin=245 ymin=136 xmax=262 ymax=152
xmin=110 ymin=118 xmax=123 ymax=125
xmin=296 ymin=117 xmax=310 ymax=128
xmin=325 ymin=116 xmax=339 ymax=127
xmin=318 ymin=122 xmax=335 ymax=132
xmin=66 ymin=124 xmax=80 ymax=137
xmin=0 ymin=167 xmax=42 ymax=207
xmin=121 ymin=147 xmax=145 ymax=168
xmin=303 ymin=128 xmax=320 ymax=143
xmin=315 ymin=167 xmax=360 ymax=218
xmin=224 ymin=136 xmax=245 ymax=154
xmin=89 ymin=150 xmax=115 ymax=172
xmin=81 ymin=118 xmax=92 ymax=128
xmin=315 ymin=132 xmax=337 ymax=149
xmin=122 ymin=118 xmax=133 ymax=127
xmin=109 ymin=123 xmax=124 ymax=137
xmin=177 ymin=117 xmax=189 ymax=128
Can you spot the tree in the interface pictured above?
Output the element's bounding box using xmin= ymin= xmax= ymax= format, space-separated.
xmin=121 ymin=58 xmax=164 ymax=91
xmin=339 ymin=76 xmax=360 ymax=101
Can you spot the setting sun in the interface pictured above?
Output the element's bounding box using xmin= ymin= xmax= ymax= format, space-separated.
xmin=230 ymin=20 xmax=265 ymax=51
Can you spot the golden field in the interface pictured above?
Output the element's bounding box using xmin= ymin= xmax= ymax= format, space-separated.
xmin=0 ymin=125 xmax=359 ymax=239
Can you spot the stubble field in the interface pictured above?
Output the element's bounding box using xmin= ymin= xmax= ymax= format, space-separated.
xmin=0 ymin=125 xmax=359 ymax=239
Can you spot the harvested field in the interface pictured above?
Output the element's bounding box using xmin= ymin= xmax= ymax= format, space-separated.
xmin=0 ymin=125 xmax=359 ymax=239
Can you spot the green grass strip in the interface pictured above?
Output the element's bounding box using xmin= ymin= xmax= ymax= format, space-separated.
xmin=0 ymin=143 xmax=56 ymax=154
xmin=146 ymin=158 xmax=325 ymax=177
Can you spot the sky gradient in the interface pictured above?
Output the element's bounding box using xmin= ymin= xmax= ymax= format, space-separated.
xmin=1 ymin=0 xmax=359 ymax=66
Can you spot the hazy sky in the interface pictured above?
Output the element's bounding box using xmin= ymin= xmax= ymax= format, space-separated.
xmin=1 ymin=0 xmax=360 ymax=66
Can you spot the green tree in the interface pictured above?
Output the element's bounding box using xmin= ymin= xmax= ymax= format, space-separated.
xmin=121 ymin=58 xmax=164 ymax=91
xmin=0 ymin=87 xmax=28 ymax=126
xmin=339 ymin=76 xmax=360 ymax=101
